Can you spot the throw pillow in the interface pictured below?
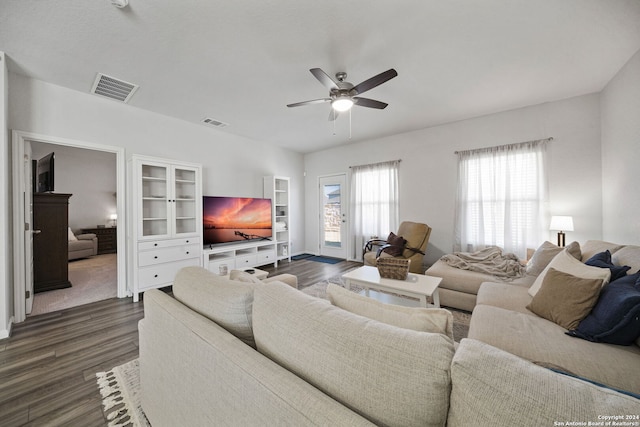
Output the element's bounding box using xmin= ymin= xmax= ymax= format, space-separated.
xmin=172 ymin=266 xmax=258 ymax=348
xmin=584 ymin=250 xmax=631 ymax=282
xmin=382 ymin=232 xmax=406 ymax=257
xmin=527 ymin=268 xmax=604 ymax=330
xmin=612 ymin=245 xmax=640 ymax=275
xmin=326 ymin=283 xmax=454 ymax=340
xmin=68 ymin=227 xmax=78 ymax=241
xmin=526 ymin=241 xmax=581 ymax=276
xmin=567 ymin=272 xmax=640 ymax=345
xmin=528 ymin=249 xmax=611 ymax=297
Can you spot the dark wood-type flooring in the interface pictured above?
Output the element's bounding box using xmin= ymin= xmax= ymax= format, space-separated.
xmin=0 ymin=257 xmax=362 ymax=426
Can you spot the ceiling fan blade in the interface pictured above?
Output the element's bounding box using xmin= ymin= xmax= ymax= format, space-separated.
xmin=287 ymin=98 xmax=331 ymax=108
xmin=310 ymin=68 xmax=339 ymax=90
xmin=354 ymin=97 xmax=388 ymax=109
xmin=351 ymin=69 xmax=398 ymax=95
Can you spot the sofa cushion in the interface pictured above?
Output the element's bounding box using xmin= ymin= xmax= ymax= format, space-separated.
xmin=253 ymin=281 xmax=455 ymax=427
xmin=528 ymin=249 xmax=611 ymax=297
xmin=468 ymin=304 xmax=640 ymax=394
xmin=526 ymin=240 xmax=580 ymax=276
xmin=612 ymin=245 xmax=640 ymax=274
xmin=475 ymin=282 xmax=536 ymax=315
xmin=173 ymin=266 xmax=257 ymax=348
xmin=568 ymin=272 xmax=640 ymax=345
xmin=326 ymin=283 xmax=454 ymax=340
xmin=584 ymin=250 xmax=631 ymax=281
xmin=139 ymin=290 xmax=375 ymax=427
xmin=447 ymin=339 xmax=640 ymax=427
xmin=526 ymin=268 xmax=604 ymax=330
xmin=580 ymin=240 xmax=625 ymax=262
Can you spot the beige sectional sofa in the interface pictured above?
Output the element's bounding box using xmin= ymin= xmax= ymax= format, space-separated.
xmin=426 ymin=240 xmax=634 ymax=312
xmin=138 ymin=266 xmax=639 ymax=426
xmin=433 ymin=240 xmax=640 ymax=395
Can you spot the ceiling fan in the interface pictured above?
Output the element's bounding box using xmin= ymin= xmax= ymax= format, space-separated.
xmin=287 ymin=68 xmax=398 ymax=120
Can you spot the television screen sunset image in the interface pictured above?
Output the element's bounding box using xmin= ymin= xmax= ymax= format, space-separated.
xmin=203 ymin=196 xmax=272 ymax=244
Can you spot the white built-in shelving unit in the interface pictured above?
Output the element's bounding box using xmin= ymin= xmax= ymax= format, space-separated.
xmin=264 ymin=176 xmax=291 ymax=265
xmin=129 ymin=155 xmax=202 ymax=301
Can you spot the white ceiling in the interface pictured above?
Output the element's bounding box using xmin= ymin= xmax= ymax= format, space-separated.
xmin=2 ymin=1 xmax=640 ymax=153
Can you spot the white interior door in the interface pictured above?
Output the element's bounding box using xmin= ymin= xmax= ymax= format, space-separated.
xmin=319 ymin=174 xmax=347 ymax=259
xmin=24 ymin=142 xmax=34 ymax=314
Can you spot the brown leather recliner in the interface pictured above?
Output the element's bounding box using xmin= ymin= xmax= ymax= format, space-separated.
xmin=363 ymin=221 xmax=432 ymax=273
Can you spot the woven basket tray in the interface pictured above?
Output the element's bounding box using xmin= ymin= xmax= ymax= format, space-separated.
xmin=376 ymin=257 xmax=410 ymax=280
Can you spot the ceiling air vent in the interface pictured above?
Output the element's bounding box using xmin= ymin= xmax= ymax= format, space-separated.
xmin=91 ymin=73 xmax=139 ymax=103
xmin=202 ymin=118 xmax=229 ymax=128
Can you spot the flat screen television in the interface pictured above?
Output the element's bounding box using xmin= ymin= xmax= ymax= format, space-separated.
xmin=36 ymin=152 xmax=55 ymax=193
xmin=203 ymin=196 xmax=272 ymax=246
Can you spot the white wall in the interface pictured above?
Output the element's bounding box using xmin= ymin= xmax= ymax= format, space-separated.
xmin=31 ymin=142 xmax=117 ymax=231
xmin=600 ymin=48 xmax=640 ymax=245
xmin=304 ymin=94 xmax=603 ymax=267
xmin=0 ymin=52 xmax=12 ymax=337
xmin=4 ymin=74 xmax=305 ymax=311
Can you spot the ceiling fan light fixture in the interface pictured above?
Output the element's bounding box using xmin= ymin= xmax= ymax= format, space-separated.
xmin=331 ymin=97 xmax=354 ymax=112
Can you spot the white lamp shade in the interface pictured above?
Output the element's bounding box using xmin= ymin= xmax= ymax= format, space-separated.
xmin=331 ymin=97 xmax=354 ymax=112
xmin=550 ymin=216 xmax=574 ymax=232
xmin=109 ymin=214 xmax=118 ymax=220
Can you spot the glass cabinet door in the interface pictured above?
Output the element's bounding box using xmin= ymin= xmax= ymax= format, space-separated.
xmin=140 ymin=163 xmax=170 ymax=238
xmin=172 ymin=166 xmax=198 ymax=236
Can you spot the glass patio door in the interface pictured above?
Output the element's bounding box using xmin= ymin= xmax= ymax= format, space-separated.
xmin=319 ymin=174 xmax=347 ymax=259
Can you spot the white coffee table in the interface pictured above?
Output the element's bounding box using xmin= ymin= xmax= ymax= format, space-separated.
xmin=342 ymin=266 xmax=442 ymax=308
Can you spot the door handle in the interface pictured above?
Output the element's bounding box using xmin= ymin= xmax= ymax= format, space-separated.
xmin=33 ymin=230 xmax=42 ymax=235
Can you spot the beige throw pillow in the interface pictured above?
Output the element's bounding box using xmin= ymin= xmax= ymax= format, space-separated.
xmin=526 ymin=268 xmax=603 ymax=330
xmin=526 ymin=241 xmax=580 ymax=276
xmin=326 ymin=283 xmax=454 ymax=340
xmin=611 ymin=245 xmax=640 ymax=275
xmin=528 ymin=249 xmax=611 ymax=297
xmin=172 ymin=266 xmax=258 ymax=348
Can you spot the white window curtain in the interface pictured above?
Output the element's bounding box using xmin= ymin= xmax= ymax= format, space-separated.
xmin=350 ymin=160 xmax=400 ymax=260
xmin=454 ymin=139 xmax=549 ymax=259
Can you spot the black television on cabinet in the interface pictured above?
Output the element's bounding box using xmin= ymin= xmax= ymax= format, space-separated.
xmin=203 ymin=196 xmax=272 ymax=246
xmin=36 ymin=152 xmax=55 ymax=193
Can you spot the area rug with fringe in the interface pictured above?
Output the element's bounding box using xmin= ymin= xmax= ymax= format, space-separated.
xmin=96 ymin=359 xmax=150 ymax=427
xmin=300 ymin=273 xmax=472 ymax=343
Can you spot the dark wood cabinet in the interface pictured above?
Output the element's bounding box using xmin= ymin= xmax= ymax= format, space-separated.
xmin=33 ymin=193 xmax=72 ymax=293
xmin=82 ymin=227 xmax=117 ymax=254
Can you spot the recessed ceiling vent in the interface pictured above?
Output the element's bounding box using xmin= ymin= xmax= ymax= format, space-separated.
xmin=91 ymin=73 xmax=139 ymax=103
xmin=202 ymin=118 xmax=229 ymax=128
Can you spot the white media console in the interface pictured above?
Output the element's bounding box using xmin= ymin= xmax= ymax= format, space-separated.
xmin=203 ymin=240 xmax=277 ymax=274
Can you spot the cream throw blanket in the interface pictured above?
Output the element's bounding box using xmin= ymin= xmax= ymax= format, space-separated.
xmin=440 ymin=246 xmax=525 ymax=280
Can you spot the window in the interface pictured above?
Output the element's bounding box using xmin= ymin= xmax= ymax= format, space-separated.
xmin=350 ymin=160 xmax=400 ymax=260
xmin=454 ymin=139 xmax=549 ymax=259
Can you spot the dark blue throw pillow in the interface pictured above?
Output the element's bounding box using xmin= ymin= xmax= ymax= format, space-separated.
xmin=567 ymin=271 xmax=640 ymax=345
xmin=584 ymin=250 xmax=631 ymax=281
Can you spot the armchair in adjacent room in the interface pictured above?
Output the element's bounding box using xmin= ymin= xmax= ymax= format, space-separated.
xmin=363 ymin=221 xmax=432 ymax=273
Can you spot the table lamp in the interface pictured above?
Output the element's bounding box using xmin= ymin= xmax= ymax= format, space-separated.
xmin=550 ymin=216 xmax=574 ymax=247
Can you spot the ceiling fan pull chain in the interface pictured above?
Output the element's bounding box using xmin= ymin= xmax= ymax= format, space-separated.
xmin=333 ymin=110 xmax=336 ymax=135
xmin=349 ymin=108 xmax=352 ymax=139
